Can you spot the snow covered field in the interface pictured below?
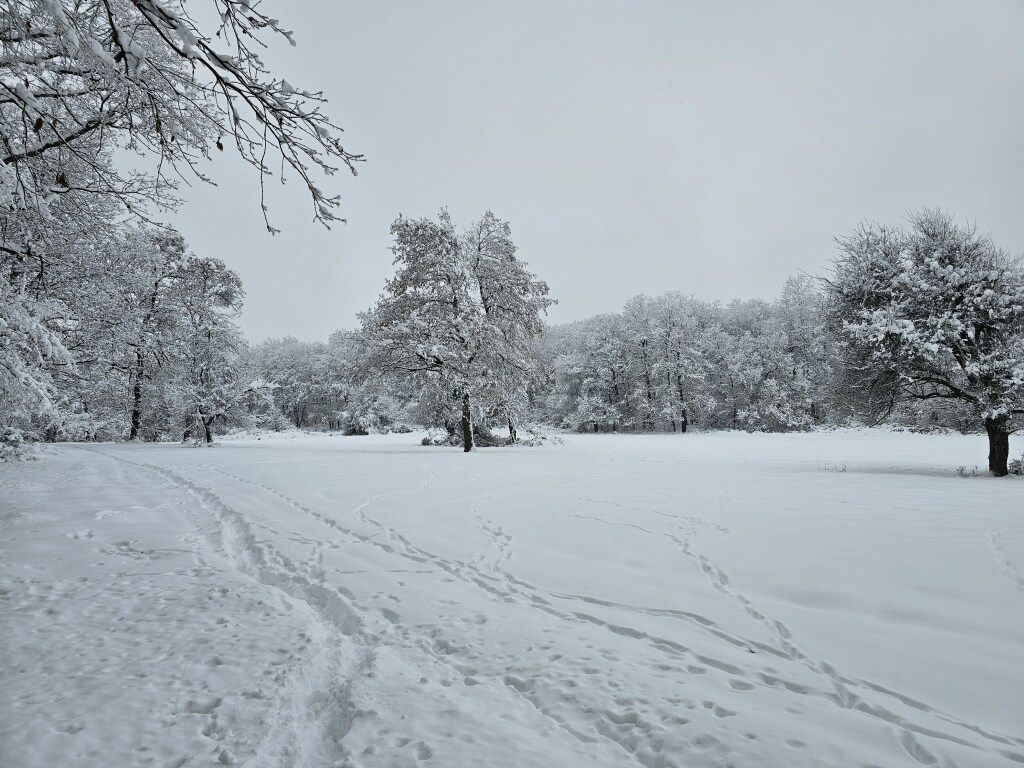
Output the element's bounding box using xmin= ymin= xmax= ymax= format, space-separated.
xmin=1 ymin=431 xmax=1021 ymax=768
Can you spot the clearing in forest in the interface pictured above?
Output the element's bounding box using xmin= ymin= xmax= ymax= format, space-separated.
xmin=1 ymin=430 xmax=1021 ymax=768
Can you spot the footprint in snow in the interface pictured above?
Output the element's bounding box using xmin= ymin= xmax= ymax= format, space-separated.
xmin=94 ymin=509 xmax=124 ymax=520
xmin=414 ymin=741 xmax=433 ymax=760
xmin=66 ymin=530 xmax=93 ymax=539
xmin=183 ymin=696 xmax=222 ymax=715
xmin=102 ymin=540 xmax=162 ymax=561
xmin=702 ymin=701 xmax=736 ymax=718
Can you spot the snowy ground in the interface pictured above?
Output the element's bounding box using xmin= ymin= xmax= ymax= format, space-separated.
xmin=1 ymin=430 xmax=1022 ymax=768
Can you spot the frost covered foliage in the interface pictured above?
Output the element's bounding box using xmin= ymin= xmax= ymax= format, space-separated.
xmin=0 ymin=273 xmax=72 ymax=425
xmin=827 ymin=210 xmax=1024 ymax=475
xmin=0 ymin=426 xmax=30 ymax=461
xmin=1009 ymin=453 xmax=1024 ymax=476
xmin=2 ymin=0 xmax=360 ymax=230
xmin=245 ymin=337 xmax=336 ymax=429
xmin=2 ymin=1 xmax=358 ymax=452
xmin=356 ymin=210 xmax=554 ymax=451
xmin=536 ymin=277 xmax=829 ymax=434
xmin=241 ymin=332 xmax=413 ymax=434
xmin=1 ymin=220 xmax=261 ymax=444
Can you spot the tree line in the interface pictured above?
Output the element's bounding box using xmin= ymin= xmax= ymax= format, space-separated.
xmin=244 ymin=210 xmax=1024 ymax=476
xmin=540 ymin=210 xmax=1023 ymax=475
xmin=2 ymin=0 xmax=356 ymax=455
xmin=4 ymin=203 xmax=1022 ymax=474
xmin=1 ymin=222 xmax=261 ymax=446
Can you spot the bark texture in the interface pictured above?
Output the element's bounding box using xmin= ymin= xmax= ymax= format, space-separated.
xmin=986 ymin=417 xmax=1010 ymax=477
xmin=461 ymin=392 xmax=473 ymax=452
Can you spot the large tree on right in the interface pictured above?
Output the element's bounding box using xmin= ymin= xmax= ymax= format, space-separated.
xmin=827 ymin=210 xmax=1024 ymax=476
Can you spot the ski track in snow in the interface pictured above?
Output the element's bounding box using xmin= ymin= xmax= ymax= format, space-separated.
xmin=2 ymin=431 xmax=1022 ymax=767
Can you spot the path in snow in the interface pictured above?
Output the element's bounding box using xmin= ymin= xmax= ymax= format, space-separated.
xmin=1 ymin=431 xmax=1022 ymax=767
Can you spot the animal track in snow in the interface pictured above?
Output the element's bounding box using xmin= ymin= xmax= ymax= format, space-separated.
xmin=573 ymin=500 xmax=1024 ymax=763
xmin=988 ymin=528 xmax=1024 ymax=591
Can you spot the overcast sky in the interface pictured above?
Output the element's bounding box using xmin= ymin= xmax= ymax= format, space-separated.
xmin=170 ymin=1 xmax=1024 ymax=342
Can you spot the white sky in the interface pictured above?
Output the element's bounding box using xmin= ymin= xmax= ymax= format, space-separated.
xmin=169 ymin=0 xmax=1024 ymax=341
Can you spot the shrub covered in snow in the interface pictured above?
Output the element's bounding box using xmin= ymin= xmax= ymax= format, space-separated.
xmin=1009 ymin=454 xmax=1024 ymax=476
xmin=0 ymin=428 xmax=25 ymax=461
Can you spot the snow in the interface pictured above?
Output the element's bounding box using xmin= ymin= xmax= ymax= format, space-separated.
xmin=1 ymin=430 xmax=1022 ymax=768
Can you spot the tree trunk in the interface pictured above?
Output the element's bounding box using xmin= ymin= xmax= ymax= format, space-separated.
xmin=675 ymin=368 xmax=689 ymax=434
xmin=203 ymin=416 xmax=214 ymax=444
xmin=508 ymin=417 xmax=517 ymax=444
xmin=985 ymin=417 xmax=1010 ymax=477
xmin=461 ymin=392 xmax=473 ymax=452
xmin=644 ymin=370 xmax=654 ymax=430
xmin=129 ymin=350 xmax=144 ymax=440
xmin=131 ymin=283 xmax=162 ymax=441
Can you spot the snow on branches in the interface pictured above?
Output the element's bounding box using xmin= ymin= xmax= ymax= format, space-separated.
xmin=357 ymin=210 xmax=554 ymax=451
xmin=829 ymin=209 xmax=1024 ymax=475
xmin=1 ymin=0 xmax=362 ymax=230
xmin=1 ymin=0 xmax=360 ymax=450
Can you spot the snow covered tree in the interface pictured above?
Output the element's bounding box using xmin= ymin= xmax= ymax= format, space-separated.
xmin=2 ymin=0 xmax=361 ymax=231
xmin=696 ymin=297 xmax=820 ymax=432
xmin=0 ymin=261 xmax=72 ymax=433
xmin=708 ymin=325 xmax=813 ymax=431
xmin=247 ymin=337 xmax=330 ymax=428
xmin=776 ymin=274 xmax=830 ymax=423
xmin=2 ymin=1 xmax=361 ymax=450
xmin=171 ymin=255 xmax=246 ymax=443
xmin=828 ymin=210 xmax=1024 ymax=475
xmin=535 ymin=284 xmax=835 ymax=435
xmin=1 ymin=207 xmax=257 ymax=446
xmin=0 ymin=153 xmax=116 ymax=437
xmin=541 ymin=314 xmax=632 ymax=432
xmin=121 ymin=229 xmax=189 ymax=439
xmin=622 ymin=296 xmax=660 ymax=430
xmin=358 ymin=210 xmax=553 ymax=451
xmin=648 ymin=294 xmax=698 ymax=432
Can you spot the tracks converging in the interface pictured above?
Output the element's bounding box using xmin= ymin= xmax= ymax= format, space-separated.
xmin=78 ymin=446 xmax=1024 ymax=768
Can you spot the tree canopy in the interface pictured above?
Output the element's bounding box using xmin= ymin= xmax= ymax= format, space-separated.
xmin=827 ymin=210 xmax=1024 ymax=475
xmin=357 ymin=210 xmax=553 ymax=451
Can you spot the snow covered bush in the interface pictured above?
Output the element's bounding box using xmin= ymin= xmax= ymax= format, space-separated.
xmin=0 ymin=427 xmax=26 ymax=461
xmin=421 ymin=429 xmax=460 ymax=447
xmin=1009 ymin=454 xmax=1024 ymax=476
